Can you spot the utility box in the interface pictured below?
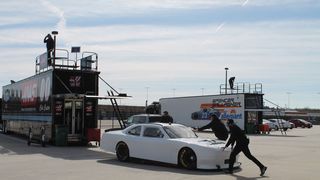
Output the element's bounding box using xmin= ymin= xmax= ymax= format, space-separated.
xmin=87 ymin=128 xmax=101 ymax=145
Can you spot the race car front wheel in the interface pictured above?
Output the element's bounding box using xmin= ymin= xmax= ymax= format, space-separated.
xmin=178 ymin=147 xmax=197 ymax=170
xmin=116 ymin=142 xmax=130 ymax=162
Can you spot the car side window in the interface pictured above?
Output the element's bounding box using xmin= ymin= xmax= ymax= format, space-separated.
xmin=128 ymin=126 xmax=141 ymax=136
xmin=133 ymin=116 xmax=147 ymax=123
xmin=143 ymin=127 xmax=164 ymax=138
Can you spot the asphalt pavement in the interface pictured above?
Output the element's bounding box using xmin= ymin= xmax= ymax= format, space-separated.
xmin=0 ymin=124 xmax=319 ymax=180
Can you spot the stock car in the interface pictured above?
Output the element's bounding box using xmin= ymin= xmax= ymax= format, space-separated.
xmin=101 ymin=123 xmax=240 ymax=170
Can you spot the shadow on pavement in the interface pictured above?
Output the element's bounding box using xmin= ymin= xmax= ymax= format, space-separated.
xmin=97 ymin=158 xmax=242 ymax=175
xmin=249 ymin=134 xmax=303 ymax=138
xmin=0 ymin=133 xmax=110 ymax=160
xmin=230 ymin=173 xmax=269 ymax=180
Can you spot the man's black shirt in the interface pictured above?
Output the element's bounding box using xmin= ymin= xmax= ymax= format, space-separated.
xmin=198 ymin=119 xmax=228 ymax=140
xmin=161 ymin=115 xmax=173 ymax=123
xmin=226 ymin=124 xmax=249 ymax=147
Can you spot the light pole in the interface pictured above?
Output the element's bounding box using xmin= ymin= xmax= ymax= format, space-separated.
xmin=145 ymin=87 xmax=149 ymax=106
xmin=51 ymin=31 xmax=58 ymax=67
xmin=225 ymin=67 xmax=229 ymax=94
xmin=172 ymin=88 xmax=176 ymax=97
xmin=286 ymin=92 xmax=291 ymax=109
xmin=119 ymin=88 xmax=123 ymax=105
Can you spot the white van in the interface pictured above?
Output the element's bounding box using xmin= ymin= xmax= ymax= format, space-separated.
xmin=126 ymin=114 xmax=162 ymax=126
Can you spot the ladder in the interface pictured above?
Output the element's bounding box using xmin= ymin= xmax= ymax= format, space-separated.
xmin=107 ymin=90 xmax=126 ymax=129
xmin=273 ymin=108 xmax=286 ymax=135
xmin=98 ymin=75 xmax=127 ymax=129
xmin=264 ymin=98 xmax=287 ymax=135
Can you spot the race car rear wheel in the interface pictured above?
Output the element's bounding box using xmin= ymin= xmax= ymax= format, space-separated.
xmin=116 ymin=142 xmax=130 ymax=162
xmin=178 ymin=148 xmax=197 ymax=169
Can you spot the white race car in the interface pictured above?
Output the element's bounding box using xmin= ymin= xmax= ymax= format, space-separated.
xmin=101 ymin=123 xmax=241 ymax=170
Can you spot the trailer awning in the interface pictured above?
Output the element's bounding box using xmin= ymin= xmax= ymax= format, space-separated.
xmin=245 ymin=109 xmax=285 ymax=112
xmin=85 ymin=95 xmax=131 ymax=99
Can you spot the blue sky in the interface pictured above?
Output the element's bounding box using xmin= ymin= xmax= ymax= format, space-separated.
xmin=0 ymin=0 xmax=320 ymax=108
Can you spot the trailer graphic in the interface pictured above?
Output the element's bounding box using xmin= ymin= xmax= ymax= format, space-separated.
xmin=191 ymin=98 xmax=242 ymax=121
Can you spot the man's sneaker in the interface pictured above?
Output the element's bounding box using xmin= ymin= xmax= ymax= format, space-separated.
xmin=260 ymin=166 xmax=267 ymax=176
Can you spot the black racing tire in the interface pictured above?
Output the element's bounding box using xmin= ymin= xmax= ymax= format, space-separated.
xmin=178 ymin=147 xmax=197 ymax=170
xmin=116 ymin=142 xmax=130 ymax=162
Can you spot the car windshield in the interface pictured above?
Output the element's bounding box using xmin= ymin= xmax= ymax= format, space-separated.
xmin=163 ymin=125 xmax=197 ymax=139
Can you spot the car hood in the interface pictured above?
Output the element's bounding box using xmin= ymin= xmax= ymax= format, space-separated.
xmin=171 ymin=138 xmax=225 ymax=147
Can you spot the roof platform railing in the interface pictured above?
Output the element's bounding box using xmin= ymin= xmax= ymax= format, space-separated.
xmin=220 ymin=82 xmax=263 ymax=95
xmin=35 ymin=49 xmax=98 ymax=74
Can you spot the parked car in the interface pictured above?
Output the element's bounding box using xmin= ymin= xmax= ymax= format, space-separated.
xmin=289 ymin=122 xmax=295 ymax=129
xmin=263 ymin=119 xmax=278 ymax=131
xmin=125 ymin=114 xmax=162 ymax=126
xmin=289 ymin=119 xmax=313 ymax=128
xmin=268 ymin=119 xmax=291 ymax=131
xmin=101 ymin=123 xmax=241 ymax=170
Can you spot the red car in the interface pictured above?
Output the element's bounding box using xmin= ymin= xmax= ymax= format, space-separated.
xmin=289 ymin=119 xmax=313 ymax=128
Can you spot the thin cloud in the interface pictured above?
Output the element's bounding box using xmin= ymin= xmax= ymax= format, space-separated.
xmin=242 ymin=0 xmax=249 ymax=7
xmin=39 ymin=0 xmax=66 ymax=30
xmin=215 ymin=22 xmax=225 ymax=32
xmin=0 ymin=0 xmax=319 ymax=108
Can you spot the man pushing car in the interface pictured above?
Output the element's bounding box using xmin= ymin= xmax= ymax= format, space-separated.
xmin=222 ymin=119 xmax=267 ymax=176
xmin=195 ymin=110 xmax=228 ymax=141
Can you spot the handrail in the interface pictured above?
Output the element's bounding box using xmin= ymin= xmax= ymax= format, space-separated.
xmin=35 ymin=49 xmax=98 ymax=74
xmin=80 ymin=51 xmax=98 ymax=71
xmin=220 ymin=82 xmax=263 ymax=95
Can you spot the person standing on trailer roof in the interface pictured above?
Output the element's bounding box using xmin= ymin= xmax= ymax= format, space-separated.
xmin=43 ymin=34 xmax=54 ymax=65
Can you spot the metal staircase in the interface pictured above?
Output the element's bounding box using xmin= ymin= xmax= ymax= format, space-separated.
xmin=107 ymin=91 xmax=126 ymax=129
xmin=98 ymin=76 xmax=128 ymax=129
xmin=264 ymin=98 xmax=287 ymax=135
xmin=273 ymin=108 xmax=287 ymax=135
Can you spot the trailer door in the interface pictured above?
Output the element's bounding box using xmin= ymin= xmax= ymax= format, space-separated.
xmin=64 ymin=99 xmax=83 ymax=135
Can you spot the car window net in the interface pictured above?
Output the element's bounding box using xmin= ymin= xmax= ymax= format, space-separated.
xmin=143 ymin=127 xmax=163 ymax=138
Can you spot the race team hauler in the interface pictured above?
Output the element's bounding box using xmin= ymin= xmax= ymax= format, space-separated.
xmin=159 ymin=91 xmax=265 ymax=134
xmin=1 ymin=32 xmax=104 ymax=145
